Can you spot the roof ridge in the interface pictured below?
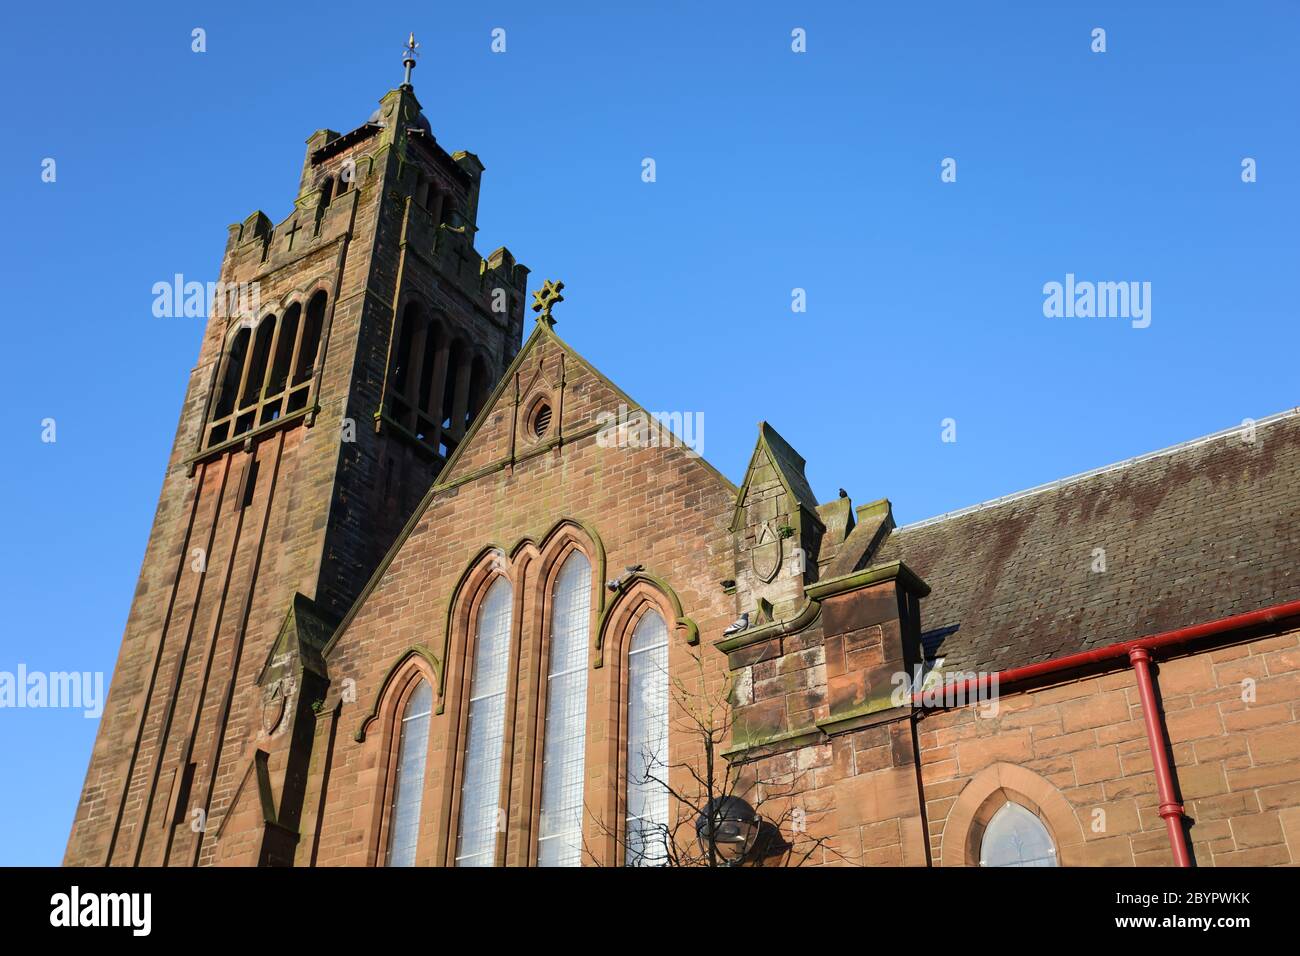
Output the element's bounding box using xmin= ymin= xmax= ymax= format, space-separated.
xmin=895 ymin=407 xmax=1300 ymax=533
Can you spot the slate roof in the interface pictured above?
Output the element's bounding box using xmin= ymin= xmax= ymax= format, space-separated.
xmin=873 ymin=410 xmax=1300 ymax=673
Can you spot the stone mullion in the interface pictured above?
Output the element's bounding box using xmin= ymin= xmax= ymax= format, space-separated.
xmin=283 ymin=307 xmax=308 ymax=406
xmin=232 ymin=333 xmax=258 ymax=414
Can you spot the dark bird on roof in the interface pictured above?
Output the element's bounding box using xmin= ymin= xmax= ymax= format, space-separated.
xmin=839 ymin=488 xmax=848 ymax=498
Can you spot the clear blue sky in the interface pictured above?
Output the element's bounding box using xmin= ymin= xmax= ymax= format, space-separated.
xmin=1 ymin=2 xmax=1295 ymax=865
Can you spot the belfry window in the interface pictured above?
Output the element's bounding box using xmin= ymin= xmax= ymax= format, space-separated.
xmin=455 ymin=577 xmax=514 ymax=867
xmin=414 ymin=175 xmax=437 ymax=215
xmin=387 ymin=303 xmax=445 ymax=444
xmin=315 ymin=178 xmax=335 ymax=234
xmin=291 ymin=292 xmax=326 ymax=404
xmin=385 ymin=680 xmax=432 ymax=867
xmin=386 ymin=307 xmax=490 ymax=458
xmin=979 ymin=801 xmax=1059 ymax=867
xmin=239 ymin=317 xmax=275 ymax=412
xmin=537 ymin=552 xmax=592 ymax=866
xmin=205 ymin=290 xmax=327 ymax=447
xmin=211 ymin=326 xmax=249 ymax=427
xmin=265 ymin=303 xmax=300 ymax=402
xmin=625 ymin=609 xmax=670 ymax=866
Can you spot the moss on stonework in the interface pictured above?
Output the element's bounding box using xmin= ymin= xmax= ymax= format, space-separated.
xmin=816 ymin=692 xmax=906 ymax=737
xmin=723 ymin=724 xmax=824 ymax=761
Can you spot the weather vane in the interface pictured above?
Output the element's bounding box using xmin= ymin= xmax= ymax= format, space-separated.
xmin=531 ymin=279 xmax=565 ymax=326
xmin=401 ymin=32 xmax=420 ymax=87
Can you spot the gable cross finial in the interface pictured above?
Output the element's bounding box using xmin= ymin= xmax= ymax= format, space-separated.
xmin=531 ymin=279 xmax=565 ymax=326
xmin=401 ymin=32 xmax=420 ymax=88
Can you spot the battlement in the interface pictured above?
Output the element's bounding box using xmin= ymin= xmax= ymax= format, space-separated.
xmin=197 ymin=77 xmax=529 ymax=463
xmin=484 ymin=246 xmax=530 ymax=293
xmin=216 ymin=84 xmax=519 ymax=313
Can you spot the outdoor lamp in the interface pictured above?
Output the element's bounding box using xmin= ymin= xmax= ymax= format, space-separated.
xmin=695 ymin=796 xmax=760 ymax=865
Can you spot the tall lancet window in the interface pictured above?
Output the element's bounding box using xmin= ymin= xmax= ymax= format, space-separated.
xmin=625 ymin=609 xmax=670 ymax=866
xmin=537 ymin=552 xmax=592 ymax=866
xmin=385 ymin=679 xmax=432 ymax=867
xmin=455 ymin=577 xmax=513 ymax=866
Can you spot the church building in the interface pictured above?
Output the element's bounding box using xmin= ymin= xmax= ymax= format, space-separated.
xmin=65 ymin=47 xmax=1300 ymax=868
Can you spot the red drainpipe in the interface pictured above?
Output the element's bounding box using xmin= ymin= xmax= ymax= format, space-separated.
xmin=1128 ymin=645 xmax=1191 ymax=866
xmin=913 ymin=598 xmax=1300 ymax=867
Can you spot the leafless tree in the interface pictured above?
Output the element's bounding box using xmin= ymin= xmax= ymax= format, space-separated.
xmin=584 ymin=642 xmax=849 ymax=867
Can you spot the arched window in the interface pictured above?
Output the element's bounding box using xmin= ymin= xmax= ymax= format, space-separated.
xmin=209 ymin=326 xmax=250 ymax=443
xmin=414 ymin=176 xmax=431 ymax=212
xmin=239 ymin=315 xmax=276 ymax=411
xmin=455 ymin=577 xmax=514 ymax=867
xmin=390 ymin=306 xmax=419 ymax=407
xmin=625 ymin=609 xmax=670 ymax=866
xmin=314 ymin=178 xmax=335 ymax=236
xmin=979 ymin=801 xmax=1059 ymax=867
xmin=289 ymin=291 xmax=326 ymax=409
xmin=385 ymin=680 xmax=432 ymax=867
xmin=386 ymin=305 xmax=456 ymax=451
xmin=537 ymin=552 xmax=592 ymax=866
xmin=205 ymin=291 xmax=327 ymax=446
xmin=264 ymin=303 xmax=300 ymax=410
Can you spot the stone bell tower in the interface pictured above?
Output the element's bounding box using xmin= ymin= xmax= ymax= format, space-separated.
xmin=65 ymin=35 xmax=529 ymax=867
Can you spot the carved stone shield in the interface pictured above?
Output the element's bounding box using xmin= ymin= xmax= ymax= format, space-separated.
xmin=262 ymin=681 xmax=287 ymax=737
xmin=751 ymin=520 xmax=782 ymax=583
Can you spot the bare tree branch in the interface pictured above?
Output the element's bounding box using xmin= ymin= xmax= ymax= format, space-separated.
xmin=582 ymin=637 xmax=852 ymax=866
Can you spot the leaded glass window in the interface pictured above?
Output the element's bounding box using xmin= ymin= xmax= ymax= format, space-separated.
xmin=979 ymin=801 xmax=1059 ymax=867
xmin=455 ymin=576 xmax=513 ymax=866
xmin=384 ymin=679 xmax=432 ymax=867
xmin=625 ymin=609 xmax=670 ymax=866
xmin=537 ymin=552 xmax=593 ymax=866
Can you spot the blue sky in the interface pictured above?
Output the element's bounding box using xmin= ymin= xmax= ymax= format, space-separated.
xmin=1 ymin=2 xmax=1296 ymax=865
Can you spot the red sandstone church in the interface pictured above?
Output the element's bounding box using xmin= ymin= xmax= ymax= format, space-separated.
xmin=65 ymin=52 xmax=1300 ymax=868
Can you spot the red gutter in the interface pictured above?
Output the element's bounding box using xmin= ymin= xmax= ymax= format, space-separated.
xmin=914 ymin=597 xmax=1300 ymax=867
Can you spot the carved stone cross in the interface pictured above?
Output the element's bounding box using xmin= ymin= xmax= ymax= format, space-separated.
xmin=531 ymin=279 xmax=565 ymax=325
